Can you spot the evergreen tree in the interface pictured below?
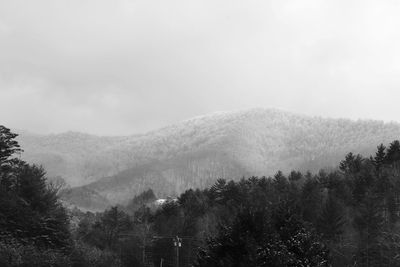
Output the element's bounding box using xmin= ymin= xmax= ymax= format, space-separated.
xmin=273 ymin=171 xmax=289 ymax=200
xmin=339 ymin=152 xmax=363 ymax=174
xmin=301 ymin=177 xmax=323 ymax=224
xmin=288 ymin=170 xmax=303 ymax=182
xmin=386 ymin=140 xmax=400 ymax=164
xmin=317 ymin=194 xmax=345 ymax=241
xmin=179 ymin=189 xmax=208 ymax=235
xmin=353 ymin=193 xmax=385 ymax=266
xmin=374 ymin=144 xmax=386 ymax=170
xmin=209 ymin=178 xmax=227 ymax=204
xmin=0 ymin=125 xmax=22 ymax=165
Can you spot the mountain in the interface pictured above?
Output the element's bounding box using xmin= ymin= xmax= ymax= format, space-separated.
xmin=16 ymin=108 xmax=400 ymax=210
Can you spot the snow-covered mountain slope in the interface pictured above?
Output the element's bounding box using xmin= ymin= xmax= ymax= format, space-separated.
xmin=16 ymin=108 xmax=400 ymax=210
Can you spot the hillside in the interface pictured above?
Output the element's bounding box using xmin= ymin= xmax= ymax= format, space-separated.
xmin=16 ymin=108 xmax=400 ymax=210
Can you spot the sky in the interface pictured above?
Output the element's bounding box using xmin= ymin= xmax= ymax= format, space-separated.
xmin=1 ymin=0 xmax=400 ymax=135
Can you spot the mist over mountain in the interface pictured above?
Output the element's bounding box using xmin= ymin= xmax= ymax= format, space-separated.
xmin=16 ymin=108 xmax=400 ymax=210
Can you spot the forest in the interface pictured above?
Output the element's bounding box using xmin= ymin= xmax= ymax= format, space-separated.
xmin=2 ymin=124 xmax=400 ymax=267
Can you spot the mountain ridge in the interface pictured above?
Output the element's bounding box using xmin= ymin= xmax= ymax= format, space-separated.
xmin=14 ymin=108 xmax=400 ymax=210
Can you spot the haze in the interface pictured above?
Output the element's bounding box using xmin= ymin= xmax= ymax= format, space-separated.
xmin=1 ymin=0 xmax=400 ymax=135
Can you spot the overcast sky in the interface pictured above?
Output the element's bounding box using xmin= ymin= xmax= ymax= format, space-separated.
xmin=1 ymin=0 xmax=400 ymax=135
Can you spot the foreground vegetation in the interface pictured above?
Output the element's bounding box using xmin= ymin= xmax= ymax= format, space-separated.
xmin=2 ymin=124 xmax=400 ymax=266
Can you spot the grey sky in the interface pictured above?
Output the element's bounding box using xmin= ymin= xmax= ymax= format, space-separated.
xmin=1 ymin=0 xmax=400 ymax=135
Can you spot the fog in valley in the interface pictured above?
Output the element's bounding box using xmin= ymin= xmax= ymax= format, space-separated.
xmin=1 ymin=1 xmax=400 ymax=266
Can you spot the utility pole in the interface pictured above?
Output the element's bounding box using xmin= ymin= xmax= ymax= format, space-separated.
xmin=173 ymin=236 xmax=182 ymax=267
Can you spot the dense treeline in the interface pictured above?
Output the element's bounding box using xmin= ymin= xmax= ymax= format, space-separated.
xmin=74 ymin=140 xmax=400 ymax=266
xmin=4 ymin=124 xmax=400 ymax=266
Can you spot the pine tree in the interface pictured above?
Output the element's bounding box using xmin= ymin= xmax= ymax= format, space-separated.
xmin=339 ymin=153 xmax=363 ymax=174
xmin=288 ymin=170 xmax=303 ymax=182
xmin=209 ymin=178 xmax=227 ymax=204
xmin=353 ymin=193 xmax=385 ymax=266
xmin=374 ymin=144 xmax=386 ymax=171
xmin=317 ymin=194 xmax=346 ymax=241
xmin=0 ymin=125 xmax=22 ymax=165
xmin=273 ymin=171 xmax=289 ymax=195
xmin=301 ymin=177 xmax=323 ymax=224
xmin=386 ymin=140 xmax=400 ymax=164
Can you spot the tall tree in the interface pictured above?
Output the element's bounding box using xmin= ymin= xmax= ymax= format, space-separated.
xmin=339 ymin=152 xmax=363 ymax=174
xmin=0 ymin=125 xmax=22 ymax=165
xmin=301 ymin=177 xmax=323 ymax=224
xmin=353 ymin=193 xmax=385 ymax=266
xmin=386 ymin=140 xmax=400 ymax=164
xmin=317 ymin=194 xmax=346 ymax=241
xmin=374 ymin=144 xmax=386 ymax=170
